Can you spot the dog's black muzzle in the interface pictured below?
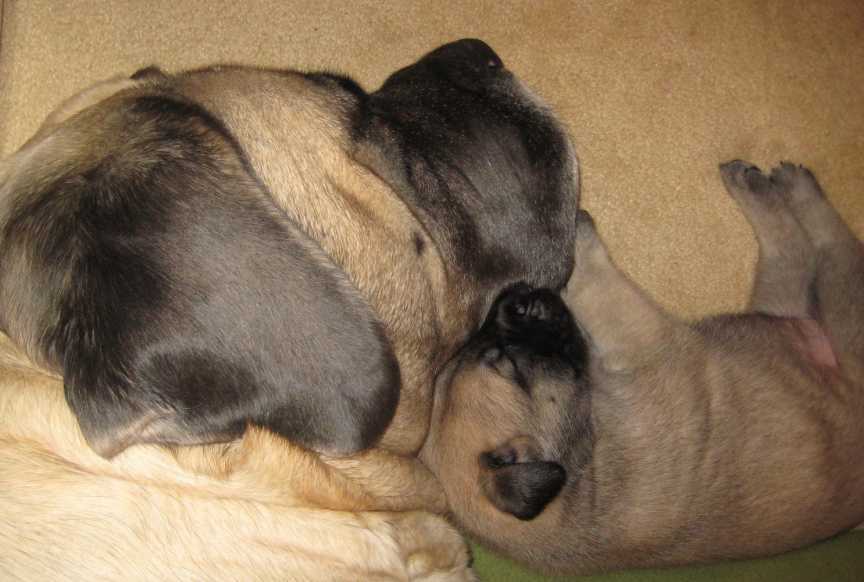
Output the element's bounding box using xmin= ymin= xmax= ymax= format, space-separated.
xmin=468 ymin=284 xmax=589 ymax=380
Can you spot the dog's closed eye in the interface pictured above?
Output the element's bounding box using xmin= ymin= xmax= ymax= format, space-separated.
xmin=481 ymin=347 xmax=533 ymax=394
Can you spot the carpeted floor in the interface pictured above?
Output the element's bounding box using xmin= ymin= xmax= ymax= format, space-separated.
xmin=1 ymin=1 xmax=863 ymax=580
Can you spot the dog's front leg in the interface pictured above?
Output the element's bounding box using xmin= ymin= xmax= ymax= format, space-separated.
xmin=563 ymin=211 xmax=686 ymax=372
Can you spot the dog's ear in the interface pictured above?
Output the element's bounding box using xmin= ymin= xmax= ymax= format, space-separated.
xmin=479 ymin=439 xmax=566 ymax=520
xmin=0 ymin=94 xmax=399 ymax=458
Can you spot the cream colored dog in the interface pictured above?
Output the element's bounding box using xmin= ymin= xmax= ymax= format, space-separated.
xmin=0 ymin=340 xmax=467 ymax=581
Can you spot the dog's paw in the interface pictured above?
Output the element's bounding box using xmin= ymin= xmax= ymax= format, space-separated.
xmin=720 ymin=160 xmax=774 ymax=197
xmin=770 ymin=162 xmax=824 ymax=202
xmin=392 ymin=513 xmax=474 ymax=581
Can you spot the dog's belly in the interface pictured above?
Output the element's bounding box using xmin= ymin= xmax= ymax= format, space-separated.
xmin=778 ymin=317 xmax=839 ymax=370
xmin=573 ymin=312 xmax=864 ymax=570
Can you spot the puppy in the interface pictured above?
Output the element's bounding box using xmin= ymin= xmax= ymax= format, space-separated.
xmin=0 ymin=40 xmax=578 ymax=580
xmin=421 ymin=161 xmax=864 ymax=575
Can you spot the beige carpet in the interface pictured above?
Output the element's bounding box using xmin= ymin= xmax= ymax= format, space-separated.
xmin=2 ymin=0 xmax=862 ymax=321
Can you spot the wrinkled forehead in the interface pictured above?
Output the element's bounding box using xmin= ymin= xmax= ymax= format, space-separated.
xmin=447 ymin=363 xmax=534 ymax=427
xmin=367 ymin=41 xmax=576 ymax=289
xmin=372 ymin=39 xmax=566 ymax=148
xmin=439 ymin=361 xmax=582 ymax=468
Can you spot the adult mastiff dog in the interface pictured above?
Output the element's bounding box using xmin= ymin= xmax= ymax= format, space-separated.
xmin=0 ymin=40 xmax=578 ymax=580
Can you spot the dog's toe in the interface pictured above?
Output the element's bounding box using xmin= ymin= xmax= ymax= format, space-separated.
xmin=770 ymin=162 xmax=823 ymax=200
xmin=393 ymin=513 xmax=472 ymax=580
xmin=720 ymin=160 xmax=773 ymax=196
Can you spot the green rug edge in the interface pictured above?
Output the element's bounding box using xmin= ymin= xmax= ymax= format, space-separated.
xmin=472 ymin=530 xmax=864 ymax=581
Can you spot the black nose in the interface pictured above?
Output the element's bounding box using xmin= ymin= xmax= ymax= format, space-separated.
xmin=473 ymin=284 xmax=588 ymax=375
xmin=423 ymin=38 xmax=504 ymax=72
xmin=483 ymin=285 xmax=574 ymax=345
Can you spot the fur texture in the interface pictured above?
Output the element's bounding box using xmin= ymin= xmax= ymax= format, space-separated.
xmin=0 ymin=40 xmax=579 ymax=579
xmin=422 ymin=161 xmax=864 ymax=575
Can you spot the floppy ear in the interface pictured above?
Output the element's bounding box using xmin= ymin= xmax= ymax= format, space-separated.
xmin=0 ymin=94 xmax=399 ymax=458
xmin=480 ymin=439 xmax=566 ymax=520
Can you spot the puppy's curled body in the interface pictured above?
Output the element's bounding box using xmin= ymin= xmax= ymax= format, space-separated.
xmin=422 ymin=162 xmax=864 ymax=575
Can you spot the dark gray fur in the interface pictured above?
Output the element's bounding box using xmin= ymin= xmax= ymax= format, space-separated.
xmin=0 ymin=40 xmax=579 ymax=458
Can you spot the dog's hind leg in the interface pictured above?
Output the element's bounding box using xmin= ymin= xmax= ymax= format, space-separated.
xmin=719 ymin=160 xmax=816 ymax=318
xmin=774 ymin=162 xmax=864 ymax=378
xmin=564 ymin=211 xmax=686 ymax=372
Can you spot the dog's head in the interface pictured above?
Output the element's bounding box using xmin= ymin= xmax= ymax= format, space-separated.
xmin=422 ymin=284 xmax=593 ymax=522
xmin=357 ymin=39 xmax=579 ymax=309
xmin=0 ymin=39 xmax=578 ymax=462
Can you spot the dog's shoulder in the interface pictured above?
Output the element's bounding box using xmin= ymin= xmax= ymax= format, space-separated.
xmin=0 ymin=78 xmax=399 ymax=459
